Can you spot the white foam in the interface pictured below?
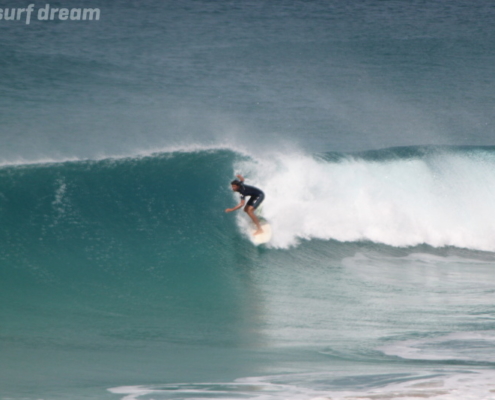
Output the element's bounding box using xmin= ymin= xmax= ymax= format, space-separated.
xmin=234 ymin=150 xmax=495 ymax=251
xmin=108 ymin=385 xmax=156 ymax=400
xmin=108 ymin=369 xmax=495 ymax=400
xmin=379 ymin=331 xmax=495 ymax=362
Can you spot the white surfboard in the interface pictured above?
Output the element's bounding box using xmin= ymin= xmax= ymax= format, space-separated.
xmin=251 ymin=223 xmax=272 ymax=245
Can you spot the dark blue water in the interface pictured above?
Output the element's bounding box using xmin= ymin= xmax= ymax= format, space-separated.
xmin=2 ymin=1 xmax=495 ymax=399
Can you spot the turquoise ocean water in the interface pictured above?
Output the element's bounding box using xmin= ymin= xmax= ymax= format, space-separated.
xmin=2 ymin=1 xmax=495 ymax=399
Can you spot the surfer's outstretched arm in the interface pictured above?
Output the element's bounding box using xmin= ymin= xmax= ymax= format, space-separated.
xmin=225 ymin=199 xmax=245 ymax=213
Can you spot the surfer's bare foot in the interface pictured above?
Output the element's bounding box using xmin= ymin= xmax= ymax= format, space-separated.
xmin=254 ymin=228 xmax=264 ymax=235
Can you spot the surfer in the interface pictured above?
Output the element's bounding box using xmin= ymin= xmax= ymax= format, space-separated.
xmin=225 ymin=174 xmax=265 ymax=235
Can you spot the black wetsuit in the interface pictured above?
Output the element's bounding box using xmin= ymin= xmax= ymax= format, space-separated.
xmin=237 ymin=183 xmax=265 ymax=209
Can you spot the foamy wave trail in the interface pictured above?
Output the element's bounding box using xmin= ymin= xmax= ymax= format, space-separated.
xmin=379 ymin=331 xmax=495 ymax=363
xmin=109 ymin=369 xmax=495 ymax=400
xmin=239 ymin=146 xmax=495 ymax=251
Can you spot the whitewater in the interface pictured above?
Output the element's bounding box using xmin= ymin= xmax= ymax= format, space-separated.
xmin=236 ymin=146 xmax=495 ymax=250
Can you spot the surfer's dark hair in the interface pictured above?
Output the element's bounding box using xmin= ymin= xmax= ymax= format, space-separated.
xmin=231 ymin=179 xmax=242 ymax=186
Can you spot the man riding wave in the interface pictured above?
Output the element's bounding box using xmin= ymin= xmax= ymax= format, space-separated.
xmin=225 ymin=174 xmax=265 ymax=235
